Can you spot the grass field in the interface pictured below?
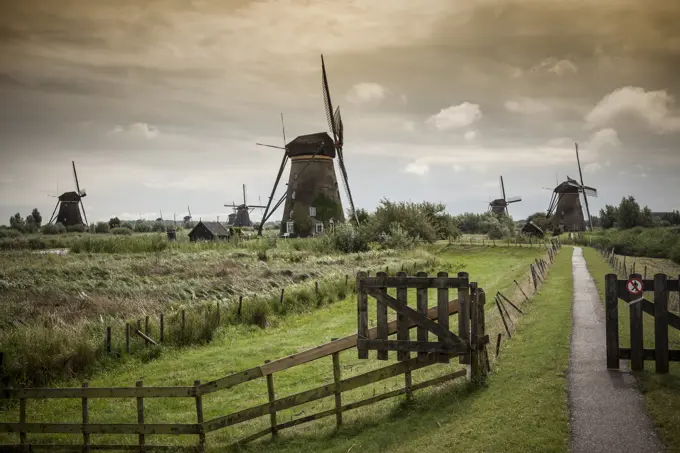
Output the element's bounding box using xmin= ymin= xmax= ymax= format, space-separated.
xmin=0 ymin=245 xmax=571 ymax=452
xmin=582 ymin=247 xmax=680 ymax=451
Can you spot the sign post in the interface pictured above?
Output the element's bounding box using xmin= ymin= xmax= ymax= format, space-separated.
xmin=626 ymin=277 xmax=644 ymax=304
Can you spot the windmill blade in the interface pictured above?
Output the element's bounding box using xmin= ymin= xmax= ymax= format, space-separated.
xmin=243 ymin=184 xmax=247 ymax=205
xmin=80 ymin=200 xmax=88 ymax=227
xmin=256 ymin=143 xmax=286 ymax=150
xmin=583 ymin=186 xmax=598 ymax=198
xmin=281 ymin=113 xmax=287 ymax=148
xmin=336 ymin=150 xmax=358 ymax=224
xmin=321 ymin=54 xmax=338 ymax=142
xmin=575 ymin=142 xmax=594 ymax=230
xmin=258 ymin=152 xmax=289 ymax=236
xmin=72 ymin=161 xmax=81 ymax=194
xmin=500 ymin=176 xmax=506 ymax=201
xmin=187 ymin=206 xmax=192 ymax=218
xmin=49 ymin=200 xmax=60 ymax=224
xmin=506 ymin=196 xmax=522 ymax=203
xmin=334 ymin=106 xmax=343 ymax=146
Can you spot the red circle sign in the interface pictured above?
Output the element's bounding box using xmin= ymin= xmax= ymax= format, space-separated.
xmin=626 ymin=278 xmax=643 ymax=296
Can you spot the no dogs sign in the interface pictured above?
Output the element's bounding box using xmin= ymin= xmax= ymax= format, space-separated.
xmin=626 ymin=277 xmax=644 ymax=304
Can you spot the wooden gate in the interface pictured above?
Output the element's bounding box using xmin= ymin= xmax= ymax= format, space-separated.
xmin=356 ymin=271 xmax=489 ymax=380
xmin=605 ymin=273 xmax=680 ymax=373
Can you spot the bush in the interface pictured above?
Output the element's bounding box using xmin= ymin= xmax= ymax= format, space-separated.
xmin=487 ymin=223 xmax=510 ymax=240
xmin=322 ymin=223 xmax=370 ymax=253
xmin=111 ymin=227 xmax=133 ymax=236
xmin=66 ymin=224 xmax=87 ymax=233
xmin=109 ymin=217 xmax=121 ymax=228
xmin=583 ymin=227 xmax=680 ymax=264
xmin=134 ymin=222 xmax=151 ymax=233
xmin=378 ymin=223 xmax=417 ymax=250
xmin=95 ymin=222 xmax=110 ymax=234
xmin=42 ymin=223 xmax=66 ymax=235
xmin=0 ymin=228 xmax=21 ymax=239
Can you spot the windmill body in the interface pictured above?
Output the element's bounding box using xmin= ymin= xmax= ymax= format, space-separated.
xmin=278 ymin=132 xmax=344 ymax=237
xmin=224 ymin=184 xmax=265 ymax=228
xmin=487 ymin=176 xmax=521 ymax=216
xmin=49 ymin=161 xmax=88 ymax=227
xmin=546 ymin=176 xmax=595 ymax=233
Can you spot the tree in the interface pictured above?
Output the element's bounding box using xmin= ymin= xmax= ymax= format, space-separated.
xmin=355 ymin=208 xmax=370 ymax=224
xmin=599 ymin=205 xmax=618 ymax=229
xmin=9 ymin=213 xmax=25 ymax=231
xmin=109 ymin=217 xmax=121 ymax=228
xmin=526 ymin=212 xmax=552 ymax=233
xmin=638 ymin=206 xmax=654 ymax=227
xmin=30 ymin=208 xmax=42 ymax=227
xmin=618 ymin=196 xmax=641 ymax=229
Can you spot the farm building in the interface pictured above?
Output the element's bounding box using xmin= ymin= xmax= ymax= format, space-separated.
xmin=188 ymin=221 xmax=230 ymax=242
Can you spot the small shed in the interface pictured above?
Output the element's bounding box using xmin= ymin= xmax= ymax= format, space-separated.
xmin=188 ymin=221 xmax=230 ymax=242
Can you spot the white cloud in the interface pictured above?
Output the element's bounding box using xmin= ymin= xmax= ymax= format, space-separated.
xmin=586 ymin=86 xmax=680 ymax=133
xmin=585 ymin=128 xmax=621 ymax=151
xmin=346 ymin=82 xmax=387 ymax=104
xmin=464 ymin=130 xmax=477 ymax=141
xmin=453 ymin=164 xmax=464 ymax=173
xmin=504 ymin=98 xmax=550 ymax=114
xmin=403 ymin=121 xmax=416 ymax=132
xmin=404 ymin=161 xmax=429 ymax=175
xmin=584 ymin=162 xmax=602 ymax=173
xmin=530 ymin=58 xmax=578 ymax=76
xmin=427 ymin=102 xmax=482 ymax=131
xmin=108 ymin=122 xmax=160 ymax=140
xmin=471 ymin=164 xmax=488 ymax=174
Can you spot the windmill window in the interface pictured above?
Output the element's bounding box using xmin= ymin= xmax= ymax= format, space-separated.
xmin=309 ymin=206 xmax=316 ymax=217
xmin=292 ymin=191 xmax=296 ymax=200
xmin=315 ymin=222 xmax=324 ymax=234
xmin=286 ymin=221 xmax=294 ymax=234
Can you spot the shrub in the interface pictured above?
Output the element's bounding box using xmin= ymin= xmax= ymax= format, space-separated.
xmin=95 ymin=222 xmax=110 ymax=234
xmin=109 ymin=217 xmax=121 ymax=228
xmin=0 ymin=228 xmax=21 ymax=239
xmin=66 ymin=224 xmax=87 ymax=233
xmin=42 ymin=223 xmax=66 ymax=235
xmin=323 ymin=223 xmax=370 ymax=253
xmin=487 ymin=223 xmax=510 ymax=240
xmin=378 ymin=223 xmax=417 ymax=250
xmin=111 ymin=227 xmax=133 ymax=236
xmin=134 ymin=222 xmax=151 ymax=233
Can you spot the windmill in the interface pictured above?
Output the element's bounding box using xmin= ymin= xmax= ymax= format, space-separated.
xmin=546 ymin=143 xmax=598 ymax=234
xmin=48 ymin=161 xmax=88 ymax=227
xmin=224 ymin=184 xmax=266 ymax=227
xmin=256 ymin=55 xmax=358 ymax=238
xmin=183 ymin=206 xmax=193 ymax=226
xmin=488 ymin=176 xmax=522 ymax=215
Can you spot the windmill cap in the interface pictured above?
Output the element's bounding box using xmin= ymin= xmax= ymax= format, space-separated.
xmin=286 ymin=132 xmax=336 ymax=158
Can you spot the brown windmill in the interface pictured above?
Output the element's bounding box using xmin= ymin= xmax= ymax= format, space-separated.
xmin=224 ymin=184 xmax=266 ymax=228
xmin=488 ymin=176 xmax=522 ymax=215
xmin=48 ymin=161 xmax=88 ymax=227
xmin=546 ymin=143 xmax=597 ymax=233
xmin=256 ymin=55 xmax=358 ymax=238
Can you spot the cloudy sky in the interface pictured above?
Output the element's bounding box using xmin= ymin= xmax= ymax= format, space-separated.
xmin=1 ymin=0 xmax=679 ymax=224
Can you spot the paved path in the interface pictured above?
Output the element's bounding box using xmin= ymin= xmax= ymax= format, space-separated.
xmin=568 ymin=247 xmax=664 ymax=453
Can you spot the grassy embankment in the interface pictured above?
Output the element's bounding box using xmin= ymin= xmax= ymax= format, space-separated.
xmin=581 ymin=226 xmax=680 ymax=264
xmin=1 ymin=246 xmax=573 ymax=452
xmin=582 ymin=248 xmax=680 ymax=451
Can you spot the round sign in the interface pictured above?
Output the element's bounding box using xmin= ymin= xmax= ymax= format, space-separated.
xmin=626 ymin=278 xmax=643 ymax=296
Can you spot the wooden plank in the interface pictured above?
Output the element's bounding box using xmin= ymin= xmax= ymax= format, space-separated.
xmin=136 ymin=381 xmax=145 ymax=448
xmin=470 ymin=284 xmax=480 ymax=380
xmin=82 ymin=382 xmax=90 ymax=452
xmin=19 ymin=390 xmax=26 ymax=447
xmin=201 ymin=352 xmax=442 ymax=432
xmin=135 ymin=330 xmax=158 ymax=346
xmin=630 ymin=293 xmax=644 ymax=371
xmin=0 ymin=445 xmax=196 ymax=452
xmin=2 ymin=386 xmax=196 ymax=400
xmin=360 ymin=276 xmax=468 ymax=289
xmin=639 ymin=299 xmax=680 ymax=330
xmin=235 ymin=368 xmax=466 ymax=446
xmin=458 ymin=272 xmax=470 ymax=365
xmin=616 ymin=278 xmax=680 ymax=294
xmin=194 ymin=380 xmax=205 ymax=451
xmin=654 ymin=274 xmax=669 ymax=374
xmin=357 ymin=271 xmax=369 ymax=359
xmin=437 ymin=272 xmax=450 ymax=363
xmin=264 ymin=361 xmax=277 ymax=439
xmin=605 ymin=274 xmax=620 ymax=369
xmin=376 ymin=272 xmax=388 ymax=361
xmin=396 ymin=271 xmax=409 ymax=362
xmin=196 ymin=298 xmax=460 ymax=395
xmin=357 ymin=339 xmax=467 ymax=354
xmin=0 ymin=423 xmax=200 ymax=435
xmin=416 ymin=271 xmax=429 ymax=360
xmin=618 ymin=348 xmax=680 ymax=362
xmin=364 ymin=288 xmax=463 ymax=347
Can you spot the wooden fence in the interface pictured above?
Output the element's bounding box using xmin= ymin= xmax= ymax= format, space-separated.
xmin=0 ymin=271 xmax=488 ymax=452
xmin=605 ymin=273 xmax=680 ymax=374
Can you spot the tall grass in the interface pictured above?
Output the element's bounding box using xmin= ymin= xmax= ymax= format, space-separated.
xmin=578 ymin=227 xmax=680 ymax=264
xmin=0 ymin=256 xmax=438 ymax=388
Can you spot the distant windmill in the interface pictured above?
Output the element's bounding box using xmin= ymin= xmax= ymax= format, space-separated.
xmin=545 ymin=143 xmax=598 ymax=233
xmin=48 ymin=161 xmax=88 ymax=227
xmin=183 ymin=206 xmax=192 ymax=224
xmin=487 ymin=176 xmax=522 ymax=216
xmin=224 ymin=184 xmax=266 ymax=227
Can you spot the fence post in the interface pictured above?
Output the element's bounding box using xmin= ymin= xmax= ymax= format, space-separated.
xmin=238 ymin=295 xmax=243 ymax=318
xmin=136 ymin=380 xmax=145 ymax=449
xmin=416 ymin=272 xmax=429 ymax=360
xmin=265 ymin=360 xmax=277 ymax=439
xmin=144 ymin=316 xmax=150 ymax=337
xmin=437 ymin=271 xmax=450 ymax=364
xmin=160 ymin=313 xmax=164 ymax=343
xmin=82 ymin=382 xmax=90 ymax=452
xmin=479 ymin=290 xmax=488 ymax=376
xmin=19 ymin=384 xmax=26 ymax=449
xmin=605 ymin=274 xmax=620 ymax=369
xmin=530 ymin=265 xmax=538 ymax=290
xmin=458 ymin=272 xmax=470 ymax=365
xmin=332 ymin=349 xmax=342 ymax=426
xmin=125 ymin=323 xmax=130 ymax=354
xmin=654 ymin=274 xmax=669 ymax=374
xmin=194 ymin=380 xmax=206 ymax=451
xmin=216 ymin=302 xmax=220 ymax=326
xmin=357 ymin=272 xmax=368 ymax=360
xmin=181 ymin=310 xmax=186 ymax=342
xmin=396 ymin=272 xmax=412 ymax=398
xmin=280 ymin=288 xmax=285 ymax=305
xmin=106 ymin=327 xmax=111 ymax=355
xmin=376 ymin=272 xmax=388 ymax=361
xmin=469 ymin=283 xmax=479 ymax=381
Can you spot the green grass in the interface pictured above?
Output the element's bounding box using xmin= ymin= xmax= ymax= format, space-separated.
xmin=0 ymin=245 xmax=569 ymax=452
xmin=582 ymin=247 xmax=680 ymax=451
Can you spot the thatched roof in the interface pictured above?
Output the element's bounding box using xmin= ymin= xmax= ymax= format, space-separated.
xmin=286 ymin=132 xmax=336 ymax=158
